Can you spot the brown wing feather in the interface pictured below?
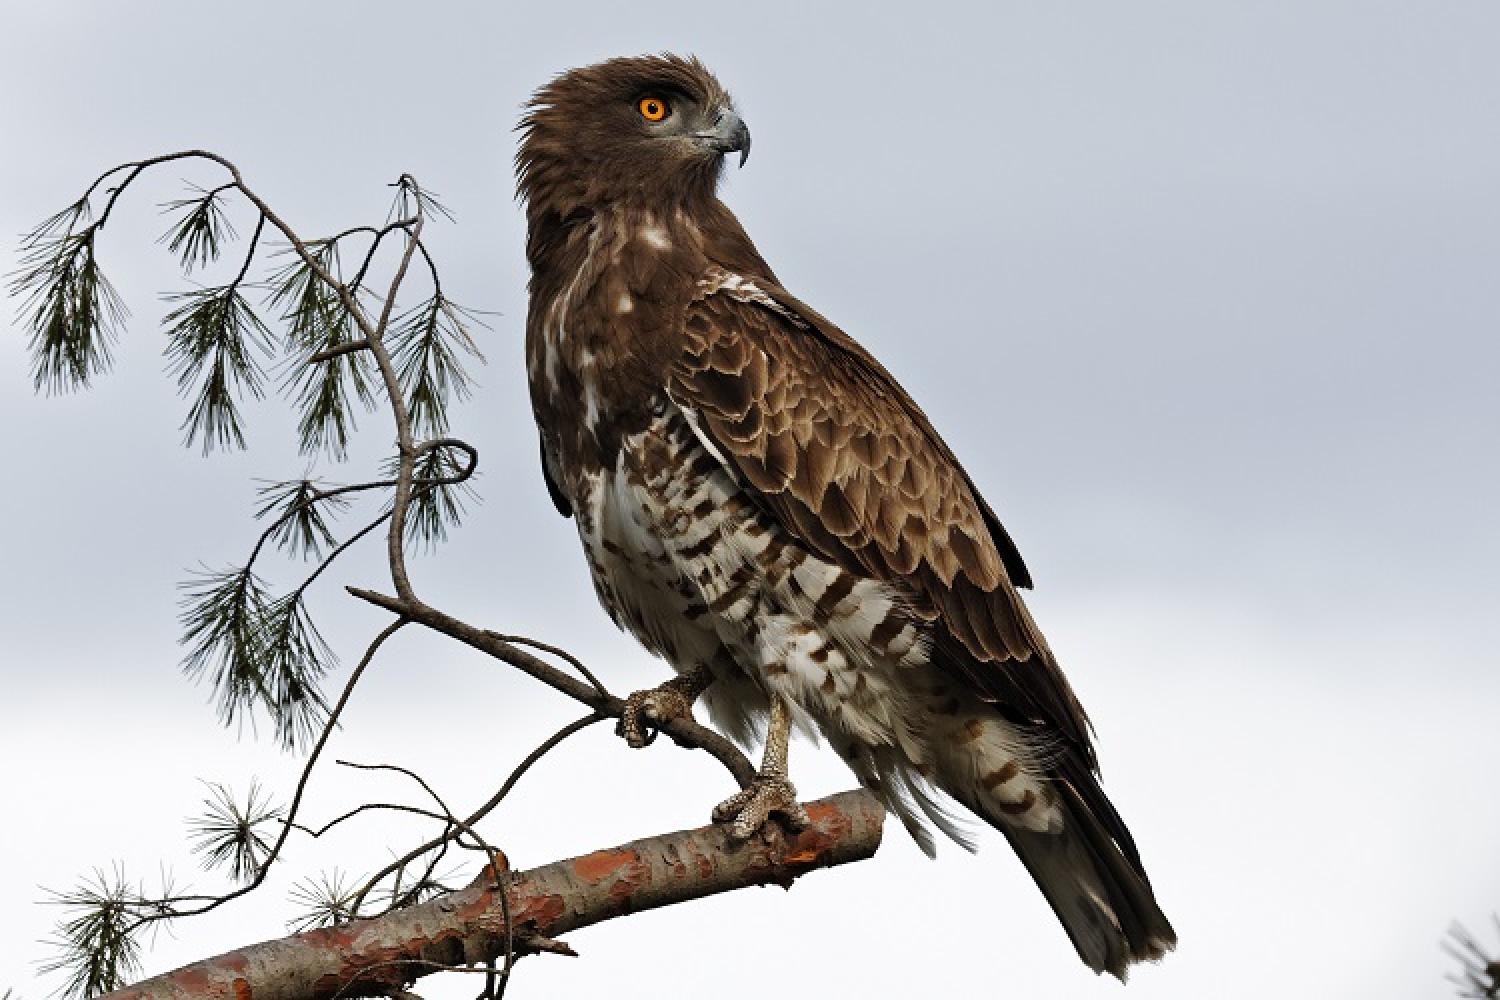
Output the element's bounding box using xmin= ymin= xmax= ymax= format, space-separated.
xmin=670 ymin=281 xmax=1096 ymax=760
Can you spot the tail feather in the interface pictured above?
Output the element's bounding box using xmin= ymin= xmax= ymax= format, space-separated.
xmin=988 ymin=769 xmax=1176 ymax=979
xmin=926 ymin=708 xmax=1175 ymax=979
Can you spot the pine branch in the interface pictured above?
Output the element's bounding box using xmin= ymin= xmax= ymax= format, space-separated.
xmin=382 ymin=440 xmax=481 ymax=549
xmin=159 ymin=185 xmax=237 ymax=273
xmin=388 ymin=174 xmax=455 ymax=225
xmin=161 ymin=285 xmax=273 ymax=452
xmin=40 ymin=867 xmax=147 ymax=999
xmin=100 ymin=792 xmax=885 ymax=1000
xmin=287 ymin=869 xmax=360 ymax=932
xmin=389 ymin=294 xmax=485 ymax=438
xmin=11 ymin=227 xmax=126 ymax=393
xmin=253 ymin=478 xmax=350 ymax=560
xmin=177 ymin=569 xmax=333 ymax=750
xmin=266 ymin=241 xmax=376 ymax=457
xmin=187 ymin=781 xmax=283 ymax=884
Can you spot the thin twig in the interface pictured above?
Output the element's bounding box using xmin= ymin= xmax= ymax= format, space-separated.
xmin=366 ymin=212 xmax=426 ymax=605
xmin=346 ymin=589 xmax=757 ymax=788
xmin=335 ymin=760 xmax=519 ymax=991
xmin=346 ymin=713 xmax=604 ymax=918
xmin=488 ymin=634 xmax=610 ymax=699
xmin=289 ymin=802 xmax=451 ymax=840
xmin=143 ymin=617 xmax=406 ymax=923
xmin=306 ymin=339 xmax=371 ymax=363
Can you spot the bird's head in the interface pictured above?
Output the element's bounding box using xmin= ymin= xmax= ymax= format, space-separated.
xmin=517 ymin=54 xmax=749 ymax=216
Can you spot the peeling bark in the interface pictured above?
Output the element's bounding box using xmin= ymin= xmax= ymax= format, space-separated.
xmin=106 ymin=790 xmax=884 ymax=1000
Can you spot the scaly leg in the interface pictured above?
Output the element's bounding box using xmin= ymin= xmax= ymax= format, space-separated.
xmin=712 ymin=695 xmax=811 ymax=839
xmin=617 ymin=663 xmax=713 ymax=748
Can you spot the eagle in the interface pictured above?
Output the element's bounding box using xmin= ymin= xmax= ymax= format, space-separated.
xmin=517 ymin=54 xmax=1176 ymax=978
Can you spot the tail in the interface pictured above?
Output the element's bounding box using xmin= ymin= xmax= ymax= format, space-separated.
xmin=928 ymin=703 xmax=1175 ymax=978
xmin=986 ymin=755 xmax=1177 ymax=979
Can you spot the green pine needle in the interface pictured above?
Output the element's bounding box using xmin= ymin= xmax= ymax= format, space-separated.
xmin=159 ymin=186 xmax=237 ymax=274
xmin=266 ymin=243 xmax=376 ymax=457
xmin=179 ymin=566 xmax=272 ymax=730
xmin=390 ymin=294 xmax=485 ymax=438
xmin=21 ymin=196 xmax=93 ymax=247
xmin=178 ymin=569 xmax=332 ymax=750
xmin=162 ymin=286 xmax=273 ymax=453
xmin=187 ymin=781 xmax=282 ymax=884
xmin=258 ymin=594 xmax=334 ymax=750
xmin=287 ymin=869 xmax=358 ymax=931
xmin=11 ymin=228 xmax=126 ymax=394
xmin=40 ymin=867 xmax=145 ymax=999
xmin=253 ymin=479 xmax=350 ymax=560
xmin=387 ymin=865 xmax=457 ymax=912
xmin=388 ymin=175 xmax=454 ymax=224
xmin=382 ymin=446 xmax=480 ymax=550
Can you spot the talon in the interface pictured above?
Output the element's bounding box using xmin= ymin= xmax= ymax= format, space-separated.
xmin=617 ymin=684 xmax=695 ymax=749
xmin=713 ymin=774 xmax=810 ymax=840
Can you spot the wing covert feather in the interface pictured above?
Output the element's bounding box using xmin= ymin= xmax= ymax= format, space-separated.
xmin=670 ymin=280 xmax=1094 ymax=756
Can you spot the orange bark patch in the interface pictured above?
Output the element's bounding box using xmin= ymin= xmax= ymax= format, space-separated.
xmin=168 ymin=967 xmax=217 ymax=993
xmin=780 ymin=803 xmax=847 ymax=865
xmin=477 ymin=850 xmax=511 ymax=882
xmin=306 ymin=921 xmax=364 ymax=951
xmin=514 ymin=890 xmax=567 ymax=929
xmin=573 ymin=848 xmax=640 ymax=884
xmin=609 ymin=863 xmax=649 ymax=903
xmin=232 ymin=978 xmax=252 ymax=1000
xmin=456 ymin=883 xmax=498 ymax=922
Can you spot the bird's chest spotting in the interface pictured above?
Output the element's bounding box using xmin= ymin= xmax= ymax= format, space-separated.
xmin=569 ymin=400 xmax=734 ymax=671
xmin=575 ymin=404 xmax=932 ymax=736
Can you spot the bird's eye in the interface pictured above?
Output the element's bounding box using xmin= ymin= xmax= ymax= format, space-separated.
xmin=638 ymin=96 xmax=670 ymax=122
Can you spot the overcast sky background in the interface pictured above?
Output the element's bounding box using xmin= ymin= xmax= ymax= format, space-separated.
xmin=2 ymin=2 xmax=1498 ymax=998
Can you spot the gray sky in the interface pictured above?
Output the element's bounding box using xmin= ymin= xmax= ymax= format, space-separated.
xmin=3 ymin=1 xmax=1498 ymax=997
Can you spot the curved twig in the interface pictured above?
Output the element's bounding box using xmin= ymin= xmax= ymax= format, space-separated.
xmin=346 ymin=713 xmax=605 ymax=919
xmin=145 ymin=617 xmax=407 ymax=923
xmin=346 ymin=588 xmax=758 ymax=789
xmin=488 ymin=633 xmax=610 ymax=699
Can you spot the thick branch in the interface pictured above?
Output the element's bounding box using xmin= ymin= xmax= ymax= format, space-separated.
xmin=105 ymin=790 xmax=884 ymax=1000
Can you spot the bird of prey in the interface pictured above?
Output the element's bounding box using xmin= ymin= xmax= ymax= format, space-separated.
xmin=517 ymin=54 xmax=1176 ymax=978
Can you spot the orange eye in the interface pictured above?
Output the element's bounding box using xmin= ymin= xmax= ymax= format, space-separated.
xmin=638 ymin=96 xmax=669 ymax=122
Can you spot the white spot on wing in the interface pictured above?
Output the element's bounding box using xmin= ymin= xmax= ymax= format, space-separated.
xmin=673 ymin=401 xmax=732 ymax=469
xmin=695 ymin=268 xmax=808 ymax=328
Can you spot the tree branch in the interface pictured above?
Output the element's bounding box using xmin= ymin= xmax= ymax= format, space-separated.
xmin=345 ymin=588 xmax=758 ymax=789
xmin=104 ymin=791 xmax=884 ymax=1000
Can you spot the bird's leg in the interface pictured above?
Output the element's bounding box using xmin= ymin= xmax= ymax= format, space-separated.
xmin=712 ymin=695 xmax=811 ymax=839
xmin=617 ymin=663 xmax=713 ymax=748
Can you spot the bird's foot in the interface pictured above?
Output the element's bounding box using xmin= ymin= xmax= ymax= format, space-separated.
xmin=616 ymin=681 xmax=697 ymax=749
xmin=712 ymin=772 xmax=810 ymax=841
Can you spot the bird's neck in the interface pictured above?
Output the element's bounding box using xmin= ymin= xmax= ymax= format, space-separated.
xmin=524 ymin=193 xmax=772 ymax=287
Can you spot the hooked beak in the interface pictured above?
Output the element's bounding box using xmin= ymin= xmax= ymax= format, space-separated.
xmin=695 ymin=108 xmax=751 ymax=167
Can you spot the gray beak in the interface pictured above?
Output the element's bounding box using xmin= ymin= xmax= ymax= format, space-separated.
xmin=697 ymin=108 xmax=752 ymax=167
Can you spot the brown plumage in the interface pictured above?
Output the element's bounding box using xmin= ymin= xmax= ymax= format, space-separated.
xmin=518 ymin=54 xmax=1175 ymax=979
